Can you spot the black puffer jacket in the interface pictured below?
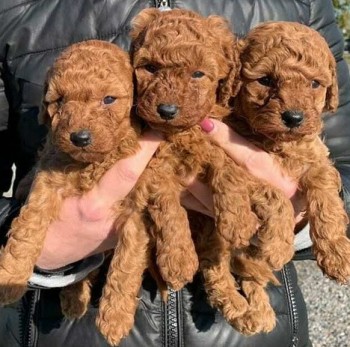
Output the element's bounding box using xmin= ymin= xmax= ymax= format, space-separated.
xmin=0 ymin=1 xmax=349 ymax=347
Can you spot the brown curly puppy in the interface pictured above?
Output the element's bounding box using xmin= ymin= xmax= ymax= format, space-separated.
xmin=0 ymin=40 xmax=140 ymax=319
xmin=229 ymin=21 xmax=350 ymax=308
xmin=130 ymin=7 xmax=256 ymax=323
xmin=129 ymin=8 xmax=295 ymax=333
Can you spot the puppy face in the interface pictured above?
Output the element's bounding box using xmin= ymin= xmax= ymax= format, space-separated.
xmin=235 ymin=22 xmax=338 ymax=142
xmin=41 ymin=40 xmax=133 ymax=162
xmin=131 ymin=9 xmax=240 ymax=134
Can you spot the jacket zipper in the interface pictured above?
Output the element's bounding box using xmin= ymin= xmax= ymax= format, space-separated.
xmin=154 ymin=0 xmax=172 ymax=10
xmin=282 ymin=264 xmax=299 ymax=347
xmin=163 ymin=288 xmax=184 ymax=347
xmin=21 ymin=290 xmax=40 ymax=347
xmin=153 ymin=1 xmax=180 ymax=346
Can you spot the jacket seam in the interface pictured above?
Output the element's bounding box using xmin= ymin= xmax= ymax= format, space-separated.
xmin=295 ymin=0 xmax=310 ymax=6
xmin=8 ymin=28 xmax=129 ymax=63
xmin=0 ymin=0 xmax=38 ymax=16
xmin=308 ymin=0 xmax=334 ymax=29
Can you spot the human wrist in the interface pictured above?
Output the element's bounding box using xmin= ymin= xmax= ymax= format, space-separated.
xmin=30 ymin=253 xmax=104 ymax=288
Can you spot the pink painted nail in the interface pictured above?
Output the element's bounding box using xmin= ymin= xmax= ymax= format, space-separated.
xmin=200 ymin=118 xmax=215 ymax=133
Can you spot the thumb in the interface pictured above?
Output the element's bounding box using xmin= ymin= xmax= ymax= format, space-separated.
xmin=86 ymin=129 xmax=163 ymax=205
xmin=200 ymin=118 xmax=297 ymax=198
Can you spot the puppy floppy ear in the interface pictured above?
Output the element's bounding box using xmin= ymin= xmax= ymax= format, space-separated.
xmin=38 ymin=67 xmax=54 ymax=127
xmin=324 ymin=59 xmax=339 ymax=113
xmin=218 ymin=52 xmax=242 ymax=107
xmin=218 ymin=37 xmax=242 ymax=107
xmin=206 ymin=15 xmax=242 ymax=106
xmin=130 ymin=8 xmax=161 ymax=47
xmin=230 ymin=38 xmax=246 ymax=98
xmin=38 ymin=81 xmax=50 ymax=127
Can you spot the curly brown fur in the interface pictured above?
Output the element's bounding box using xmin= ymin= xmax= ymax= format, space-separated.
xmin=229 ymin=21 xmax=350 ymax=295
xmin=129 ymin=9 xmax=295 ymax=333
xmin=0 ymin=40 xmax=148 ymax=344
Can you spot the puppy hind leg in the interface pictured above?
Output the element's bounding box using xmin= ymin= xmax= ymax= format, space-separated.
xmin=231 ymin=253 xmax=278 ymax=335
xmin=196 ymin=220 xmax=248 ymax=323
xmin=233 ymin=280 xmax=276 ymax=335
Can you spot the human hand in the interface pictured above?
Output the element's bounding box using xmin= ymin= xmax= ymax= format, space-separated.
xmin=182 ymin=118 xmax=306 ymax=223
xmin=36 ymin=129 xmax=163 ymax=270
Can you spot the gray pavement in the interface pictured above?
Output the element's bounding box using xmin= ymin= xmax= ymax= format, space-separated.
xmin=294 ymin=260 xmax=350 ymax=347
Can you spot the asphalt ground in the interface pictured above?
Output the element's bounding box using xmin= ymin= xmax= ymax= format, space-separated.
xmin=294 ymin=260 xmax=350 ymax=347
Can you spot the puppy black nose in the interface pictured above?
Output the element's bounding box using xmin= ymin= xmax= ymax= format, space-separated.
xmin=157 ymin=104 xmax=178 ymax=120
xmin=70 ymin=130 xmax=92 ymax=147
xmin=281 ymin=110 xmax=304 ymax=128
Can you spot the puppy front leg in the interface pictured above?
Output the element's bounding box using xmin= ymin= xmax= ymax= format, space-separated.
xmin=247 ymin=182 xmax=295 ymax=270
xmin=148 ymin=179 xmax=198 ymax=291
xmin=0 ymin=171 xmax=63 ymax=304
xmin=302 ymin=164 xmax=350 ymax=283
xmin=96 ymin=212 xmax=150 ymax=346
xmin=209 ymin=157 xmax=257 ymax=248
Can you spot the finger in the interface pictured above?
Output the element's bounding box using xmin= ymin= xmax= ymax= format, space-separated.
xmin=181 ymin=191 xmax=213 ymax=218
xmin=88 ymin=129 xmax=163 ymax=203
xmin=185 ymin=177 xmax=214 ymax=213
xmin=200 ymin=118 xmax=298 ymax=198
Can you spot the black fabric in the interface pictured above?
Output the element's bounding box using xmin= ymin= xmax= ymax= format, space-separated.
xmin=0 ymin=197 xmax=21 ymax=245
xmin=0 ymin=0 xmax=349 ymax=346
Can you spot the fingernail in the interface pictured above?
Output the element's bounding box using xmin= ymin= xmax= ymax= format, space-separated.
xmin=200 ymin=118 xmax=215 ymax=133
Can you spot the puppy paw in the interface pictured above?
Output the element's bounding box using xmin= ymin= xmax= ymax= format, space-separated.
xmin=158 ymin=249 xmax=199 ymax=291
xmin=96 ymin=313 xmax=133 ymax=346
xmin=220 ymin=294 xmax=249 ymax=324
xmin=207 ymin=286 xmax=249 ymax=324
xmin=261 ymin=242 xmax=294 ymax=270
xmin=317 ymin=237 xmax=350 ymax=284
xmin=233 ymin=305 xmax=276 ymax=335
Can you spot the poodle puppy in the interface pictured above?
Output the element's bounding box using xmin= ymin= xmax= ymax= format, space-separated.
xmin=229 ymin=21 xmax=350 ymax=291
xmin=0 ymin=40 xmax=142 ymax=321
xmin=129 ymin=7 xmax=255 ymax=324
xmin=129 ymin=8 xmax=295 ymax=333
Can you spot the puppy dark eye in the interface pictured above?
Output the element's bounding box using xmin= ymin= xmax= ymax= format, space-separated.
xmin=144 ymin=64 xmax=159 ymax=74
xmin=192 ymin=71 xmax=205 ymax=78
xmin=311 ymin=80 xmax=320 ymax=89
xmin=103 ymin=96 xmax=117 ymax=105
xmin=257 ymin=76 xmax=274 ymax=87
